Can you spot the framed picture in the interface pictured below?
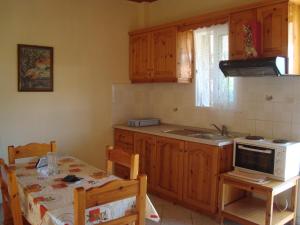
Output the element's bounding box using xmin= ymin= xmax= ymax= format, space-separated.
xmin=18 ymin=44 xmax=53 ymax=92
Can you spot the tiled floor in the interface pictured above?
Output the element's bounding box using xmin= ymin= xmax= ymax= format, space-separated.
xmin=0 ymin=197 xmax=239 ymax=225
xmin=147 ymin=195 xmax=239 ymax=225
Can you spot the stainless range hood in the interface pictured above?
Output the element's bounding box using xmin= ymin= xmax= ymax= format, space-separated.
xmin=219 ymin=57 xmax=287 ymax=77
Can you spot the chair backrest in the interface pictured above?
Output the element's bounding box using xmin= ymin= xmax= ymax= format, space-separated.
xmin=74 ymin=175 xmax=147 ymax=225
xmin=0 ymin=159 xmax=23 ymax=225
xmin=8 ymin=141 xmax=56 ymax=164
xmin=106 ymin=146 xmax=139 ymax=179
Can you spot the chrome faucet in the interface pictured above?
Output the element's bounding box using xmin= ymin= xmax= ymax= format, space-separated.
xmin=211 ymin=124 xmax=228 ymax=136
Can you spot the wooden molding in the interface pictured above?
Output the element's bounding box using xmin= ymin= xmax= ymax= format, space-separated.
xmin=129 ymin=0 xmax=289 ymax=35
xmin=128 ymin=0 xmax=157 ymax=2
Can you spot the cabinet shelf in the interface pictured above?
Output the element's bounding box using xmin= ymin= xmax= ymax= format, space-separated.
xmin=224 ymin=197 xmax=294 ymax=225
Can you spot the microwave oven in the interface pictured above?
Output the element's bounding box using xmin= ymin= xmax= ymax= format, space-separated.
xmin=233 ymin=138 xmax=300 ymax=181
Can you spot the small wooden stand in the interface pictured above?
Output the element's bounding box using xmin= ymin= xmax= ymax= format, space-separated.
xmin=219 ymin=173 xmax=299 ymax=225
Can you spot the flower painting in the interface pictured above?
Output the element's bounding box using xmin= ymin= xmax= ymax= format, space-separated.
xmin=18 ymin=44 xmax=53 ymax=91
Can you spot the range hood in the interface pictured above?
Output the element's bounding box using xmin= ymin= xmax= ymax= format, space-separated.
xmin=219 ymin=57 xmax=287 ymax=77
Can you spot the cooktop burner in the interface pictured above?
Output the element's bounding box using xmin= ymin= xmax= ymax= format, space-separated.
xmin=273 ymin=139 xmax=290 ymax=144
xmin=245 ymin=135 xmax=264 ymax=140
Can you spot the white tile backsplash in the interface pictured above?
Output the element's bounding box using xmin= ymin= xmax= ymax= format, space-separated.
xmin=112 ymin=76 xmax=300 ymax=141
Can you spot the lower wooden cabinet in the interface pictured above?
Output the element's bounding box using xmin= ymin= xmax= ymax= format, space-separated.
xmin=154 ymin=137 xmax=184 ymax=200
xmin=114 ymin=129 xmax=233 ymax=215
xmin=182 ymin=142 xmax=220 ymax=214
xmin=114 ymin=129 xmax=134 ymax=179
xmin=133 ymin=133 xmax=156 ymax=190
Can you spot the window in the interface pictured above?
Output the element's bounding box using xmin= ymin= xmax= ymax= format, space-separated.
xmin=194 ymin=23 xmax=234 ymax=108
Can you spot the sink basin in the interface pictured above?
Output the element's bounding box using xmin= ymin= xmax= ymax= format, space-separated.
xmin=190 ymin=133 xmax=228 ymax=140
xmin=163 ymin=129 xmax=209 ymax=136
xmin=163 ymin=129 xmax=231 ymax=140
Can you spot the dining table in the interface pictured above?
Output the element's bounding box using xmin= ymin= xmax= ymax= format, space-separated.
xmin=13 ymin=155 xmax=160 ymax=225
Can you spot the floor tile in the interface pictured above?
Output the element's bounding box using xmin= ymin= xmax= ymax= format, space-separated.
xmin=147 ymin=195 xmax=240 ymax=225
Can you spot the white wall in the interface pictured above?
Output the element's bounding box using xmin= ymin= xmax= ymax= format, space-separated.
xmin=0 ymin=0 xmax=141 ymax=169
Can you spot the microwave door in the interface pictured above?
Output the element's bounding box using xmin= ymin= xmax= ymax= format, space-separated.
xmin=235 ymin=144 xmax=275 ymax=174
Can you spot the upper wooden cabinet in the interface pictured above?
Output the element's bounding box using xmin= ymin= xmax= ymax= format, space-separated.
xmin=257 ymin=2 xmax=288 ymax=57
xmin=229 ymin=9 xmax=257 ymax=59
xmin=129 ymin=33 xmax=151 ymax=82
xmin=151 ymin=27 xmax=177 ymax=82
xmin=229 ymin=1 xmax=300 ymax=69
xmin=129 ymin=27 xmax=193 ymax=83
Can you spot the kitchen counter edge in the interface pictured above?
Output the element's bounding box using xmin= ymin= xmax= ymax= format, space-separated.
xmin=114 ymin=124 xmax=234 ymax=147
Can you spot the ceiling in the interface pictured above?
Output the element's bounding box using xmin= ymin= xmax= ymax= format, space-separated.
xmin=128 ymin=0 xmax=157 ymax=2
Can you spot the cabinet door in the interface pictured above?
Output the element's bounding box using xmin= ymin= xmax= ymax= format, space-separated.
xmin=154 ymin=137 xmax=184 ymax=200
xmin=229 ymin=9 xmax=257 ymax=59
xmin=257 ymin=3 xmax=288 ymax=57
xmin=129 ymin=33 xmax=151 ymax=83
xmin=183 ymin=142 xmax=219 ymax=214
xmin=151 ymin=27 xmax=177 ymax=82
xmin=114 ymin=129 xmax=134 ymax=179
xmin=134 ymin=133 xmax=156 ymax=189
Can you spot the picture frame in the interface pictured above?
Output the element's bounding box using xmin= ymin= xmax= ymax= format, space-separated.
xmin=18 ymin=44 xmax=53 ymax=92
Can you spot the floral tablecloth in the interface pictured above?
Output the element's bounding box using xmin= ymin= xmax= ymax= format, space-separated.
xmin=14 ymin=156 xmax=159 ymax=225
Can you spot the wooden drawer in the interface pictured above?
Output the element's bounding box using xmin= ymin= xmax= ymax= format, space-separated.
xmin=114 ymin=129 xmax=134 ymax=145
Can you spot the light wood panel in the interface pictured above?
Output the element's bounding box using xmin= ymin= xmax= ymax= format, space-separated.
xmin=133 ymin=133 xmax=156 ymax=189
xmin=219 ymin=174 xmax=299 ymax=225
xmin=151 ymin=27 xmax=177 ymax=82
xmin=129 ymin=33 xmax=152 ymax=83
xmin=223 ymin=197 xmax=294 ymax=225
xmin=8 ymin=141 xmax=56 ymax=164
xmin=154 ymin=137 xmax=184 ymax=200
xmin=106 ymin=146 xmax=139 ymax=180
xmin=114 ymin=129 xmax=134 ymax=179
xmin=257 ymin=2 xmax=289 ymax=57
xmin=183 ymin=142 xmax=219 ymax=214
xmin=229 ymin=9 xmax=257 ymax=59
xmin=74 ymin=175 xmax=147 ymax=225
xmin=0 ymin=159 xmax=24 ymax=225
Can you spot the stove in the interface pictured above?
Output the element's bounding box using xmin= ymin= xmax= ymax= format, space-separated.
xmin=245 ymin=135 xmax=264 ymax=141
xmin=233 ymin=136 xmax=300 ymax=181
xmin=273 ymin=139 xmax=290 ymax=144
xmin=235 ymin=136 xmax=295 ymax=148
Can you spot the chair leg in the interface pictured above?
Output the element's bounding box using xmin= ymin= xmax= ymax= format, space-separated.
xmin=2 ymin=200 xmax=13 ymax=225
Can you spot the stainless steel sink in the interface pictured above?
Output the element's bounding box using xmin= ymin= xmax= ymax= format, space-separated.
xmin=163 ymin=129 xmax=231 ymax=140
xmin=189 ymin=133 xmax=228 ymax=140
xmin=163 ymin=129 xmax=208 ymax=136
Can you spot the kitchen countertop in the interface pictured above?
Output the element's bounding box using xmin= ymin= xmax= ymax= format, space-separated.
xmin=114 ymin=123 xmax=246 ymax=147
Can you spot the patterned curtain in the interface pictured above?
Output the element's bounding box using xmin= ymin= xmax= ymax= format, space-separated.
xmin=177 ymin=30 xmax=194 ymax=83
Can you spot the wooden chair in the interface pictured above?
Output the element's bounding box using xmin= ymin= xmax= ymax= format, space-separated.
xmin=0 ymin=158 xmax=23 ymax=225
xmin=106 ymin=146 xmax=139 ymax=179
xmin=8 ymin=141 xmax=56 ymax=164
xmin=74 ymin=175 xmax=147 ymax=225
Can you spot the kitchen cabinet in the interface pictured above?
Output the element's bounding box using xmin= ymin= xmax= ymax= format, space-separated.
xmin=229 ymin=9 xmax=257 ymax=59
xmin=129 ymin=33 xmax=151 ymax=82
xmin=257 ymin=2 xmax=288 ymax=57
xmin=152 ymin=27 xmax=177 ymax=82
xmin=114 ymin=129 xmax=134 ymax=179
xmin=154 ymin=137 xmax=184 ymax=200
xmin=228 ymin=3 xmax=288 ymax=59
xmin=133 ymin=133 xmax=156 ymax=190
xmin=129 ymin=27 xmax=193 ymax=83
xmin=228 ymin=1 xmax=300 ymax=73
xmin=182 ymin=142 xmax=220 ymax=214
xmin=113 ymin=128 xmax=234 ymax=215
